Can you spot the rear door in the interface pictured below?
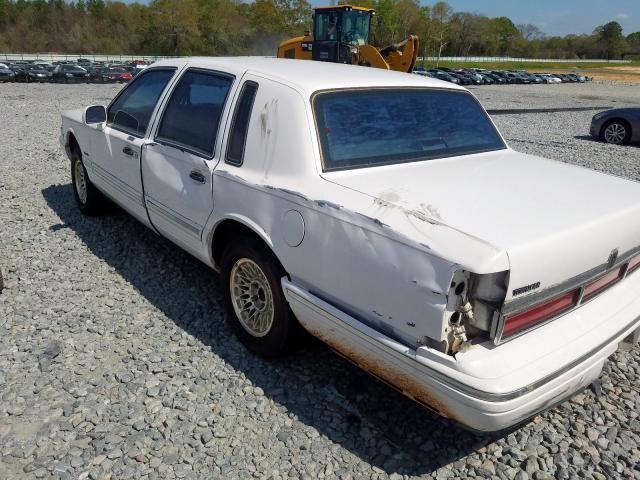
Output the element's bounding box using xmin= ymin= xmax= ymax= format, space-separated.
xmin=141 ymin=68 xmax=235 ymax=250
xmin=89 ymin=67 xmax=178 ymax=224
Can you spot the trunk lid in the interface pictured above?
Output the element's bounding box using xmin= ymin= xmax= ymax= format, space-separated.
xmin=322 ymin=149 xmax=640 ymax=303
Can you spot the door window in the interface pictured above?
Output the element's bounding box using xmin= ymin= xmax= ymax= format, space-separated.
xmin=156 ymin=69 xmax=234 ymax=158
xmin=226 ymin=82 xmax=258 ymax=166
xmin=107 ymin=68 xmax=176 ymax=137
xmin=315 ymin=11 xmax=339 ymax=41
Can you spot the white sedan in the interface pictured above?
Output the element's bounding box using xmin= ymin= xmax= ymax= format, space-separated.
xmin=60 ymin=57 xmax=640 ymax=431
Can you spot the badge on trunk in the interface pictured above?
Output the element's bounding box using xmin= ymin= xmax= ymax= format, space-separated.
xmin=608 ymin=248 xmax=619 ymax=269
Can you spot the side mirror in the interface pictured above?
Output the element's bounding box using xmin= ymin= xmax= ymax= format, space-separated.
xmin=84 ymin=105 xmax=106 ymax=124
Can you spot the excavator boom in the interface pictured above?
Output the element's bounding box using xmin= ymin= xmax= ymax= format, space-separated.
xmin=357 ymin=35 xmax=419 ymax=73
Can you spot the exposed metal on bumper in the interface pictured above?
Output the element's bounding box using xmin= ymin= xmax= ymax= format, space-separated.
xmin=283 ymin=276 xmax=640 ymax=431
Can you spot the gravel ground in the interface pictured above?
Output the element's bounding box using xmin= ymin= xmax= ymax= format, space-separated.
xmin=0 ymin=81 xmax=639 ymax=480
xmin=470 ymin=80 xmax=639 ymax=109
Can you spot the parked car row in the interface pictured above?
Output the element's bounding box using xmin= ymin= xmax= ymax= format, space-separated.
xmin=413 ymin=67 xmax=591 ymax=86
xmin=0 ymin=58 xmax=149 ymax=83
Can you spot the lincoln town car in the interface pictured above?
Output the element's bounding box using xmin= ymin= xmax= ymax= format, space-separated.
xmin=60 ymin=57 xmax=640 ymax=431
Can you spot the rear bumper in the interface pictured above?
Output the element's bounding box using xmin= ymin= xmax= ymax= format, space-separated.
xmin=283 ymin=271 xmax=640 ymax=432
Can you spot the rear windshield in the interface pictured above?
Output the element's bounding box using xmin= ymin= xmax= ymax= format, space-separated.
xmin=314 ymin=88 xmax=506 ymax=171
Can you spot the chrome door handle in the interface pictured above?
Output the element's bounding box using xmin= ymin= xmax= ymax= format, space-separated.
xmin=189 ymin=171 xmax=206 ymax=184
xmin=122 ymin=146 xmax=135 ymax=156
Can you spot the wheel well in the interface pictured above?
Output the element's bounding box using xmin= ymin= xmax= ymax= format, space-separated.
xmin=67 ymin=132 xmax=80 ymax=156
xmin=212 ymin=220 xmax=284 ymax=273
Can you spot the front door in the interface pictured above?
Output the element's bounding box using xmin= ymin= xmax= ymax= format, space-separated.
xmin=89 ymin=68 xmax=178 ymax=224
xmin=141 ymin=68 xmax=235 ymax=250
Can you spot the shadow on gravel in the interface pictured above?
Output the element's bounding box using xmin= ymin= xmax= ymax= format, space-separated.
xmin=574 ymin=135 xmax=600 ymax=142
xmin=42 ymin=183 xmax=508 ymax=476
xmin=574 ymin=135 xmax=640 ymax=147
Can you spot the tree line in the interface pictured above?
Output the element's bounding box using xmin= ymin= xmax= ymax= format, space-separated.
xmin=0 ymin=0 xmax=638 ymax=60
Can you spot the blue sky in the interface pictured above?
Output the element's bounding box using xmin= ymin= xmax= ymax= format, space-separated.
xmin=119 ymin=0 xmax=639 ymax=37
xmin=439 ymin=0 xmax=638 ymax=36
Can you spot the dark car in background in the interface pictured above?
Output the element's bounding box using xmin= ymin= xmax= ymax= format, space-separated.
xmin=427 ymin=69 xmax=461 ymax=84
xmin=485 ymin=72 xmax=506 ymax=84
xmin=590 ymin=108 xmax=640 ymax=145
xmin=51 ymin=64 xmax=90 ymax=83
xmin=14 ymin=64 xmax=51 ymax=82
xmin=451 ymin=71 xmax=475 ymax=85
xmin=0 ymin=63 xmax=15 ymax=82
xmin=490 ymin=71 xmax=514 ymax=84
xmin=89 ymin=67 xmax=133 ymax=83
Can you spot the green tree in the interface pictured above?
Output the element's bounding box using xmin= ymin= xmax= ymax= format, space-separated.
xmin=625 ymin=31 xmax=640 ymax=56
xmin=374 ymin=0 xmax=398 ymax=45
xmin=492 ymin=16 xmax=520 ymax=55
xmin=86 ymin=0 xmax=105 ymax=18
xmin=594 ymin=21 xmax=624 ymax=59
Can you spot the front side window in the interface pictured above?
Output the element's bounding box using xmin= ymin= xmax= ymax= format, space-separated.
xmin=314 ymin=88 xmax=506 ymax=171
xmin=156 ymin=69 xmax=233 ymax=157
xmin=226 ymin=82 xmax=258 ymax=166
xmin=107 ymin=68 xmax=175 ymax=136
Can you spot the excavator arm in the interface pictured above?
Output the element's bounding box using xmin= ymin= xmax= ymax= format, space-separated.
xmin=376 ymin=35 xmax=419 ymax=73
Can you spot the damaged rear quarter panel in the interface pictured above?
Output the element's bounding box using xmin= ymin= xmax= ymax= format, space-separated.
xmin=206 ymin=75 xmax=510 ymax=347
xmin=211 ymin=170 xmax=457 ymax=345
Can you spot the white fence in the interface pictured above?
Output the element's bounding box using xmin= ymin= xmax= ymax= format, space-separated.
xmin=1 ymin=53 xmax=633 ymax=63
xmin=421 ymin=56 xmax=632 ymax=63
xmin=0 ymin=53 xmax=173 ymax=62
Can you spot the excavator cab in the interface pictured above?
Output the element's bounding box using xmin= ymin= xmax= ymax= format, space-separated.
xmin=311 ymin=6 xmax=373 ymax=64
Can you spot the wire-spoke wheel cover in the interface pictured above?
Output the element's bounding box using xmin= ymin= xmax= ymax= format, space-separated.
xmin=603 ymin=123 xmax=626 ymax=144
xmin=230 ymin=258 xmax=275 ymax=337
xmin=74 ymin=159 xmax=88 ymax=204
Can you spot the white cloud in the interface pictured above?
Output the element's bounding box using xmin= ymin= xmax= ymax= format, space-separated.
xmin=615 ymin=13 xmax=629 ymax=20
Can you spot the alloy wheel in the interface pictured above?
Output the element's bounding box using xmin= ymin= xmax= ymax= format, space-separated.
xmin=74 ymin=160 xmax=88 ymax=204
xmin=603 ymin=123 xmax=627 ymax=144
xmin=229 ymin=258 xmax=275 ymax=337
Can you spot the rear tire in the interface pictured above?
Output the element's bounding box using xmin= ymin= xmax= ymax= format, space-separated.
xmin=601 ymin=120 xmax=631 ymax=145
xmin=71 ymin=149 xmax=105 ymax=215
xmin=220 ymin=237 xmax=298 ymax=357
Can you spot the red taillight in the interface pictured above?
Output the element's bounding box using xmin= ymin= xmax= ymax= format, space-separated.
xmin=503 ymin=290 xmax=578 ymax=338
xmin=499 ymin=253 xmax=639 ymax=342
xmin=582 ymin=266 xmax=624 ymax=301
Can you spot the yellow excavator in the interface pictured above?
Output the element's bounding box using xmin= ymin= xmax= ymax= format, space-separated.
xmin=277 ymin=5 xmax=418 ymax=73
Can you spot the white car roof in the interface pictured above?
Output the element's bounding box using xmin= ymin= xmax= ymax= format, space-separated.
xmin=151 ymin=56 xmax=465 ymax=96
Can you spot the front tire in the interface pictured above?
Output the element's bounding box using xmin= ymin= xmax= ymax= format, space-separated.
xmin=221 ymin=237 xmax=298 ymax=357
xmin=71 ymin=150 xmax=104 ymax=215
xmin=601 ymin=120 xmax=631 ymax=145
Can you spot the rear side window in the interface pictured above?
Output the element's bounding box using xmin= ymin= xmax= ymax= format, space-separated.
xmin=107 ymin=68 xmax=175 ymax=136
xmin=226 ymin=82 xmax=258 ymax=166
xmin=157 ymin=69 xmax=234 ymax=157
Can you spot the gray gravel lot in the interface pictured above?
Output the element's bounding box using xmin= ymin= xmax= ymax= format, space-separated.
xmin=0 ymin=81 xmax=639 ymax=480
